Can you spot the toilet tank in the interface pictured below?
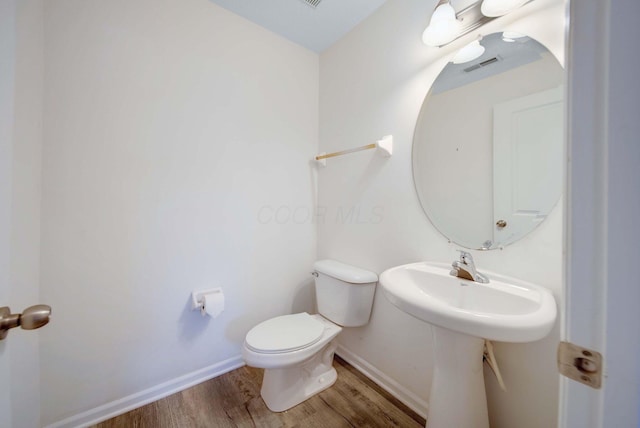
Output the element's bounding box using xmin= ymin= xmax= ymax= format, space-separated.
xmin=313 ymin=259 xmax=378 ymax=327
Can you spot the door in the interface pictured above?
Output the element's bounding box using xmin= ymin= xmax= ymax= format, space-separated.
xmin=0 ymin=1 xmax=45 ymax=427
xmin=493 ymin=86 xmax=564 ymax=245
xmin=562 ymin=1 xmax=640 ymax=427
xmin=1 ymin=2 xmax=18 ymax=426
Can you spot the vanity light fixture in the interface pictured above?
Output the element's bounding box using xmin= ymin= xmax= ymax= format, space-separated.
xmin=422 ymin=0 xmax=533 ymax=48
xmin=452 ymin=38 xmax=485 ymax=64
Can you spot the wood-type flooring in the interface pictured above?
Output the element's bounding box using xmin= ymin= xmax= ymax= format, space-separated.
xmin=93 ymin=356 xmax=426 ymax=428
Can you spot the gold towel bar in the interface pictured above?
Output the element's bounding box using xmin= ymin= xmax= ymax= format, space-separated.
xmin=315 ymin=143 xmax=377 ymax=161
xmin=315 ymin=135 xmax=393 ymax=166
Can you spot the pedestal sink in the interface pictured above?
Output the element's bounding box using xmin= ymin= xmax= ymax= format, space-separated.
xmin=380 ymin=262 xmax=556 ymax=428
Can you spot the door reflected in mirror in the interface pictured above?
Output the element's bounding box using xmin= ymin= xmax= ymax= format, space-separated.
xmin=413 ymin=32 xmax=564 ymax=250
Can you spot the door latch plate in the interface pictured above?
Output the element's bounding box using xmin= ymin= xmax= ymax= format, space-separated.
xmin=557 ymin=341 xmax=602 ymax=389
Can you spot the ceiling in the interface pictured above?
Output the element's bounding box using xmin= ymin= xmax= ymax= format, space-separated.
xmin=208 ymin=0 xmax=389 ymax=53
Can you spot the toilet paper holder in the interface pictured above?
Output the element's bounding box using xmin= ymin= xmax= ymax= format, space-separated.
xmin=191 ymin=288 xmax=223 ymax=313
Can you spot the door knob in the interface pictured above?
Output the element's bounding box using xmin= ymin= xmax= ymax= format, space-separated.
xmin=0 ymin=304 xmax=51 ymax=340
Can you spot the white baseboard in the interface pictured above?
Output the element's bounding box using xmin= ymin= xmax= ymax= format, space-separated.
xmin=45 ymin=355 xmax=245 ymax=428
xmin=336 ymin=345 xmax=429 ymax=420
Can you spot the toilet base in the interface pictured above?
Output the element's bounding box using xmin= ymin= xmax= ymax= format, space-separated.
xmin=261 ymin=340 xmax=338 ymax=412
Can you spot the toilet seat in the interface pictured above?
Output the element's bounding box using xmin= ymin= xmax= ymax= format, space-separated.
xmin=245 ymin=312 xmax=325 ymax=354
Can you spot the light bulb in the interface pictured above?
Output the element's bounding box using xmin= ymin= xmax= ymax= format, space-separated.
xmin=481 ymin=0 xmax=529 ymax=17
xmin=422 ymin=3 xmax=461 ymax=47
xmin=502 ymin=31 xmax=526 ymax=42
xmin=452 ymin=40 xmax=486 ymax=64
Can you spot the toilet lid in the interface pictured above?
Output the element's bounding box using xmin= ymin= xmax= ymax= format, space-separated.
xmin=245 ymin=313 xmax=325 ymax=354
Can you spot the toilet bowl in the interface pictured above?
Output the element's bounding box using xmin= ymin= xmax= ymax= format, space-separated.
xmin=243 ymin=313 xmax=342 ymax=412
xmin=242 ymin=260 xmax=377 ymax=412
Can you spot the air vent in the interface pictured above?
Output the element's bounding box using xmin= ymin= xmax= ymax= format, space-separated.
xmin=464 ymin=57 xmax=499 ymax=73
xmin=300 ymin=0 xmax=322 ymax=8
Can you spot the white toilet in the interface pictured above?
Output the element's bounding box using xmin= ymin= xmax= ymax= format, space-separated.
xmin=242 ymin=259 xmax=378 ymax=412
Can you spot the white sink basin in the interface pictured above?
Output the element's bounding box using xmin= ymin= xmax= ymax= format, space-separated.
xmin=380 ymin=261 xmax=557 ymax=342
xmin=380 ymin=261 xmax=557 ymax=428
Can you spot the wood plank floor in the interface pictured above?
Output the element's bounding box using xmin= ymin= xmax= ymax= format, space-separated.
xmin=92 ymin=356 xmax=426 ymax=428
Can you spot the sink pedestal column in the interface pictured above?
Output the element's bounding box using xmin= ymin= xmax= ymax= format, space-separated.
xmin=426 ymin=326 xmax=489 ymax=428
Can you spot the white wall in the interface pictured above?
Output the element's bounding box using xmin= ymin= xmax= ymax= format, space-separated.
xmin=39 ymin=0 xmax=318 ymax=424
xmin=318 ymin=1 xmax=565 ymax=427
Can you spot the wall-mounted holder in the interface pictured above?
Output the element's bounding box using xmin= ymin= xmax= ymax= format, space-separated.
xmin=315 ymin=135 xmax=393 ymax=167
xmin=191 ymin=288 xmax=225 ymax=318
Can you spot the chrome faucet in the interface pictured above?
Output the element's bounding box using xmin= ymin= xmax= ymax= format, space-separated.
xmin=450 ymin=251 xmax=489 ymax=283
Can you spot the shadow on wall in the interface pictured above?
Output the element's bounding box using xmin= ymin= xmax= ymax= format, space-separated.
xmin=175 ymin=275 xmax=316 ymax=350
xmin=292 ymin=277 xmax=316 ymax=314
xmin=178 ymin=297 xmax=211 ymax=343
xmin=354 ymin=148 xmax=391 ymax=192
xmin=209 ymin=276 xmax=318 ymax=348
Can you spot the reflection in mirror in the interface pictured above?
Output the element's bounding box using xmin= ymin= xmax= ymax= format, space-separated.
xmin=413 ymin=32 xmax=564 ymax=250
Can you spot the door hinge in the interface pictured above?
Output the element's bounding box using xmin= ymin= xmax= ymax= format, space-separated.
xmin=557 ymin=341 xmax=602 ymax=389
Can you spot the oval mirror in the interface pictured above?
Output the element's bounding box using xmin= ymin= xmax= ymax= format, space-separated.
xmin=413 ymin=32 xmax=564 ymax=250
